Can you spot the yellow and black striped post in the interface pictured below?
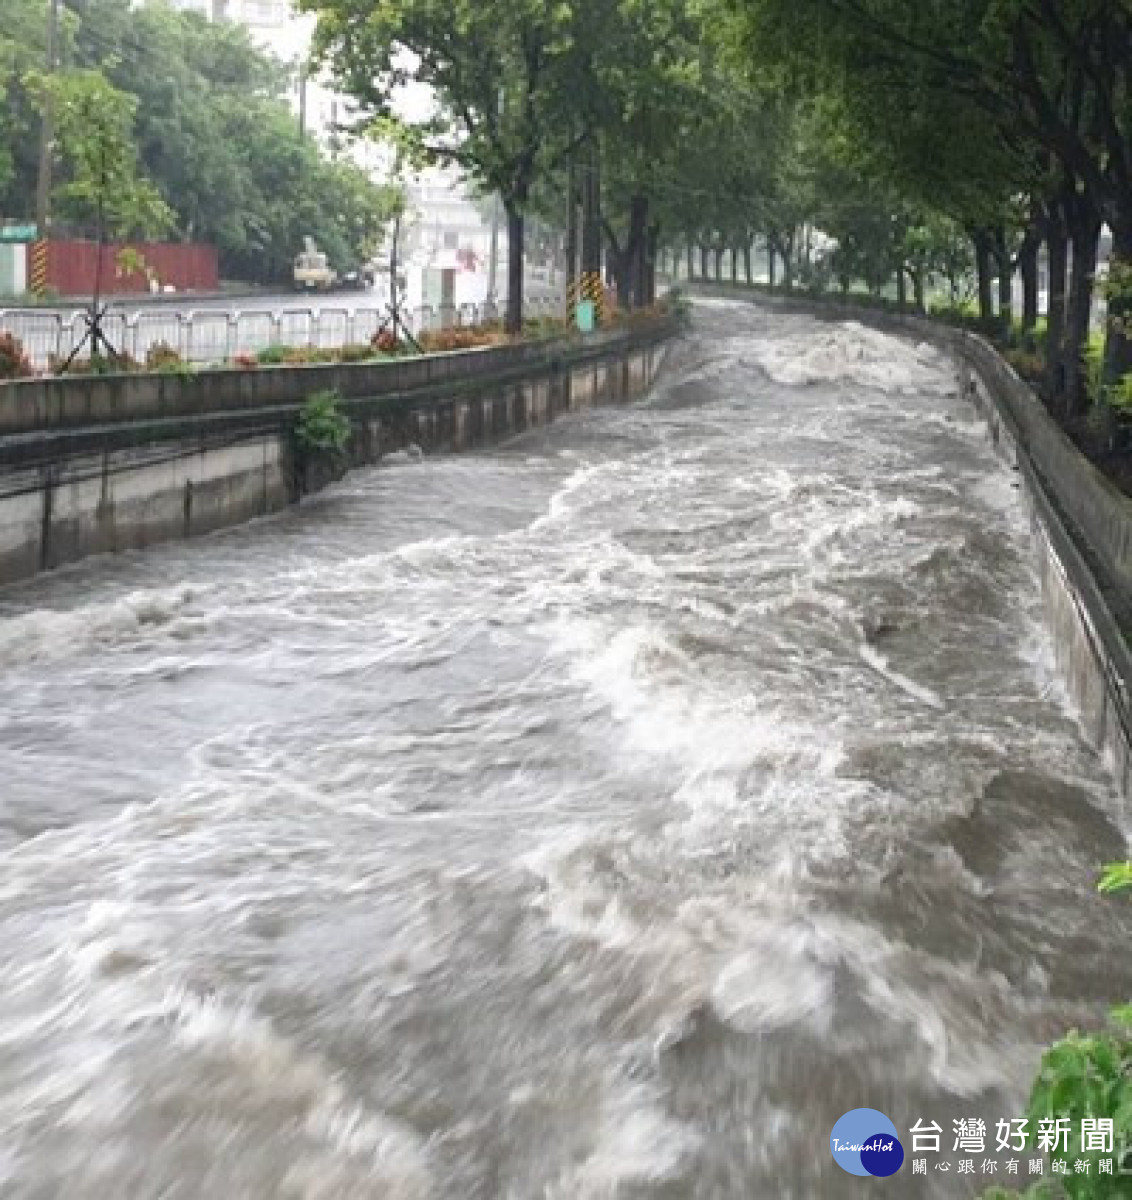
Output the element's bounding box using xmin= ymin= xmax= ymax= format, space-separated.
xmin=30 ymin=239 xmax=48 ymax=296
xmin=579 ymin=270 xmax=604 ymax=326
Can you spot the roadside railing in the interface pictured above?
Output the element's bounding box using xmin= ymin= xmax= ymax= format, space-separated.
xmin=0 ymin=295 xmax=563 ymax=370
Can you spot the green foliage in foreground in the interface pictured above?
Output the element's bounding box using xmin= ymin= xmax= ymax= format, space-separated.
xmin=979 ymin=864 xmax=1132 ymax=1199
xmin=295 ymin=389 xmax=351 ymax=456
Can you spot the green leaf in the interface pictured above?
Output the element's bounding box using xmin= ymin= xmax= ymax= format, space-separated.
xmin=1099 ymin=863 xmax=1132 ymax=894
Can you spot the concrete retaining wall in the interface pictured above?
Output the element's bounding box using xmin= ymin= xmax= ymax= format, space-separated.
xmin=0 ymin=320 xmax=676 ymax=586
xmin=694 ymin=283 xmax=1132 ymax=800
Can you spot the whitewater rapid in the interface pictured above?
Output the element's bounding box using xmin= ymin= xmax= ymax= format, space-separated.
xmin=0 ymin=296 xmax=1128 ymax=1198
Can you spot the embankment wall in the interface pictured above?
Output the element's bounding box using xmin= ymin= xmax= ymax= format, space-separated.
xmin=0 ymin=319 xmax=677 ymax=586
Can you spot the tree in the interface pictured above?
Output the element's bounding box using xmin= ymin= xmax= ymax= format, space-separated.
xmin=27 ymin=68 xmax=172 ymax=239
xmin=0 ymin=0 xmax=399 ymax=286
xmin=306 ymin=0 xmax=586 ymax=332
xmin=0 ymin=0 xmax=54 ymax=215
xmin=732 ymin=0 xmax=1132 ymax=418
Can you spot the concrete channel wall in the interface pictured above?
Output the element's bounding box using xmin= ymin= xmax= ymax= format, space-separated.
xmin=695 ymin=282 xmax=1132 ymax=801
xmin=0 ymin=319 xmax=677 ymax=587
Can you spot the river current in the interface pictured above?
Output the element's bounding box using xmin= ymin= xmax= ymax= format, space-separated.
xmin=0 ymin=297 xmax=1129 ymax=1198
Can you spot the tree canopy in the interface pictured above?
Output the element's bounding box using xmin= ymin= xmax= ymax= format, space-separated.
xmin=1 ymin=0 xmax=400 ymax=284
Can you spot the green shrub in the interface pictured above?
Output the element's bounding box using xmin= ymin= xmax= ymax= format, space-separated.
xmin=1108 ymin=374 xmax=1132 ymax=415
xmin=336 ymin=343 xmax=379 ymax=364
xmin=0 ymin=330 xmax=33 ymax=379
xmin=157 ymin=359 xmax=196 ymax=378
xmin=1084 ymin=332 xmax=1107 ymax=406
xmin=295 ymin=389 xmax=350 ymax=455
xmin=256 ymin=343 xmax=290 ymax=365
xmin=58 ymin=351 xmax=136 ymax=375
xmin=1004 ymin=347 xmax=1046 ymax=382
xmin=144 ymin=341 xmax=183 ymax=371
xmin=979 ymin=863 xmax=1132 ymax=1198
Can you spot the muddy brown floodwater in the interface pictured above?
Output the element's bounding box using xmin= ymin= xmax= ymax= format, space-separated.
xmin=0 ymin=297 xmax=1129 ymax=1198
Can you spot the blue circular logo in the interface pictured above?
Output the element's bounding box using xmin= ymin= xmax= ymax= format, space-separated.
xmin=830 ymin=1109 xmax=905 ymax=1177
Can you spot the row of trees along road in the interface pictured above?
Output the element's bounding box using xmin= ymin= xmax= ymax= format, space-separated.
xmin=0 ymin=0 xmax=401 ymax=285
xmin=305 ymin=0 xmax=786 ymax=332
xmin=318 ymin=0 xmax=1132 ymax=429
xmin=300 ymin=0 xmax=1031 ymax=350
xmin=728 ymin=1 xmax=1132 ymax=428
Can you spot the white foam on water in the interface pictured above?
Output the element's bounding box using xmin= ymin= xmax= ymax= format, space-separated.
xmin=523 ymin=833 xmax=645 ymax=951
xmin=543 ymin=614 xmax=854 ymax=839
xmin=170 ymin=990 xmax=435 ymax=1197
xmin=0 ymin=585 xmax=200 ymax=666
xmin=543 ymin=1077 xmax=701 ymax=1199
xmin=711 ymin=934 xmax=833 ymax=1036
xmin=746 ymin=319 xmax=950 ymax=393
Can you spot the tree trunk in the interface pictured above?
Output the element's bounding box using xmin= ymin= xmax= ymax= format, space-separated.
xmin=713 ymin=247 xmax=723 ymax=280
xmin=1062 ymin=204 xmax=1102 ymax=420
xmin=626 ymin=194 xmax=648 ymax=308
xmin=700 ymin=244 xmax=710 ymax=277
xmin=645 ymin=223 xmax=659 ymax=304
xmin=768 ymin=243 xmax=777 ymax=290
xmin=603 ymin=225 xmax=630 ymax=311
xmin=1018 ymin=232 xmax=1040 ymax=333
xmin=686 ymin=237 xmax=694 ymax=280
xmin=994 ymin=228 xmax=1013 ymax=331
xmin=504 ymin=203 xmax=524 ymax=335
xmin=1103 ymin=217 xmax=1132 ymax=390
xmin=896 ymin=267 xmax=907 ymax=308
xmin=504 ymin=201 xmax=525 ymax=333
xmin=565 ymin=156 xmax=578 ymax=303
xmin=973 ymin=232 xmax=994 ymax=323
xmin=744 ymin=241 xmax=752 ymax=284
xmin=1045 ymin=214 xmax=1069 ymax=404
xmin=580 ymin=144 xmax=601 ymax=281
xmin=912 ymin=267 xmax=926 ymax=312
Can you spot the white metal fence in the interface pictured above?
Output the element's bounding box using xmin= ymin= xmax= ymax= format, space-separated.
xmin=0 ymin=295 xmax=564 ymax=371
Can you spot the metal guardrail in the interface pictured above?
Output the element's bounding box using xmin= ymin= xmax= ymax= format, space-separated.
xmin=0 ymin=295 xmax=562 ymax=370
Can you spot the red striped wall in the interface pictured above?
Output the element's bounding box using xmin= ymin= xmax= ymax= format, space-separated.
xmin=45 ymin=240 xmax=219 ymax=296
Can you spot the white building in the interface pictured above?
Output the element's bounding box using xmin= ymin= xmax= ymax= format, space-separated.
xmin=395 ymin=167 xmax=506 ymax=314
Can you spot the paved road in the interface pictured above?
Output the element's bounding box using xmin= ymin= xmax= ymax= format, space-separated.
xmin=3 ymin=273 xmax=567 ymax=321
xmin=0 ymin=277 xmax=566 ymax=368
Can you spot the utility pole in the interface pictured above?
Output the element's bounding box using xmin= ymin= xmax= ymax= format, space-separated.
xmin=35 ymin=0 xmax=60 ymax=236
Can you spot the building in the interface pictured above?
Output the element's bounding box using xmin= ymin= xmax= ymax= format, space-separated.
xmin=396 ymin=168 xmax=506 ymax=314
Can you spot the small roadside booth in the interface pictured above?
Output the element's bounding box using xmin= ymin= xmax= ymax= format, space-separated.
xmin=0 ymin=223 xmax=36 ymax=298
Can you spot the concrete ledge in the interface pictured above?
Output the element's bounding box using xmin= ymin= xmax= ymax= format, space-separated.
xmin=0 ymin=318 xmax=679 ymax=586
xmin=0 ymin=321 xmax=674 ymax=436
